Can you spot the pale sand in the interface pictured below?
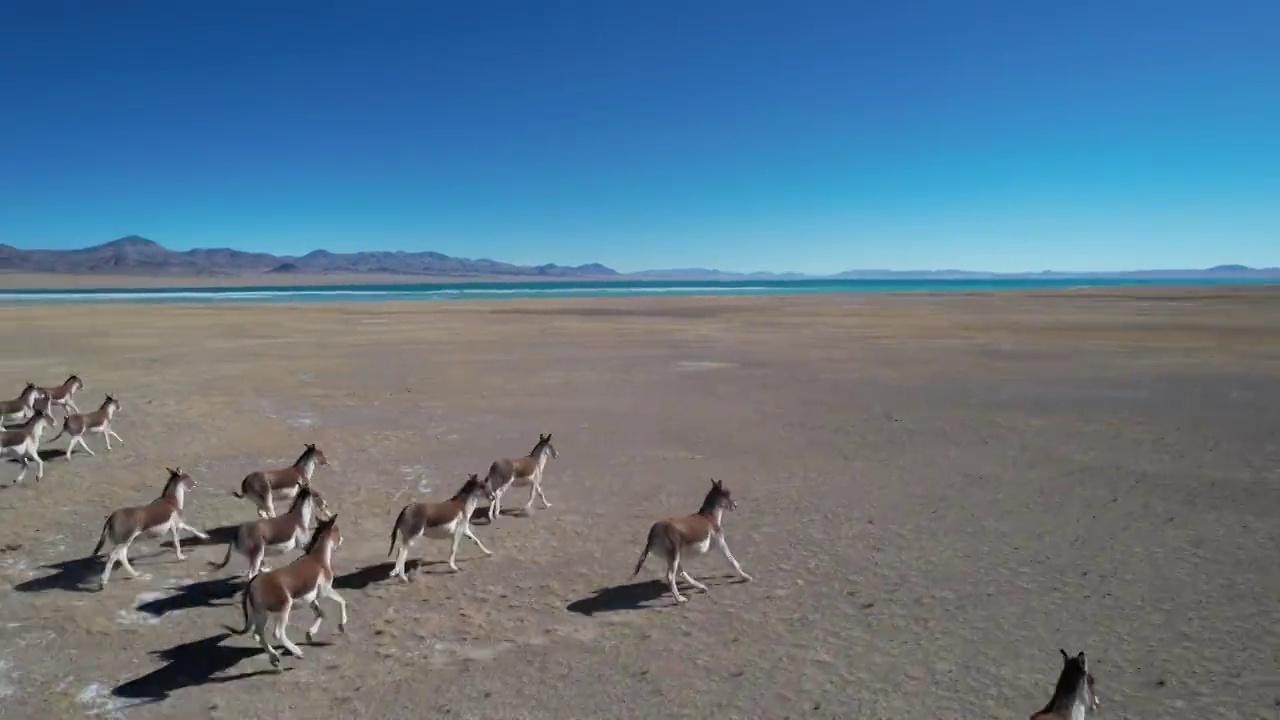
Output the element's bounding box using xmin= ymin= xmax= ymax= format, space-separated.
xmin=1 ymin=291 xmax=1278 ymax=719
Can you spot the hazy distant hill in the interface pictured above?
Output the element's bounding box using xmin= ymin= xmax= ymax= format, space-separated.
xmin=1 ymin=236 xmax=1276 ymax=281
xmin=0 ymin=236 xmax=620 ymax=278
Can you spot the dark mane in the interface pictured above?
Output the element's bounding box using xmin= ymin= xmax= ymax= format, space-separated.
xmin=1040 ymin=652 xmax=1089 ymax=713
xmin=293 ymin=444 xmax=317 ymax=466
xmin=304 ymin=515 xmax=337 ymax=554
xmin=287 ymin=484 xmax=314 ymax=514
xmin=451 ymin=474 xmax=481 ymax=501
xmin=696 ymin=485 xmax=722 ymax=516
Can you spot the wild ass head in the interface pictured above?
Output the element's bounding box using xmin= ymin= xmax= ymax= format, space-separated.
xmin=534 ymin=433 xmax=558 ymax=461
xmin=698 ymin=478 xmax=738 ymax=515
xmin=305 ymin=513 xmax=343 ymax=553
xmin=457 ymin=472 xmax=496 ymax=503
xmin=1031 ymin=649 xmax=1099 ymax=719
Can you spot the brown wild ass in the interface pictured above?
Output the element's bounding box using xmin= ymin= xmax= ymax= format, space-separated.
xmin=48 ymin=394 xmax=123 ymax=459
xmin=91 ymin=467 xmax=210 ymax=589
xmin=233 ymin=443 xmax=329 ymax=518
xmin=388 ymin=473 xmax=495 ymax=579
xmin=0 ymin=383 xmax=41 ymax=427
xmin=209 ymin=485 xmax=332 ymax=578
xmin=0 ymin=409 xmax=56 ymax=483
xmin=631 ymin=478 xmax=754 ymax=604
xmin=1030 ymin=649 xmax=1100 ymax=720
xmin=484 ymin=432 xmax=558 ymax=521
xmin=231 ymin=515 xmax=348 ymax=668
xmin=36 ymin=375 xmax=84 ymax=417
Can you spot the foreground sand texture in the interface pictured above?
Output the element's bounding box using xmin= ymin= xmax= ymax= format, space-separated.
xmin=2 ymin=290 xmax=1279 ymax=719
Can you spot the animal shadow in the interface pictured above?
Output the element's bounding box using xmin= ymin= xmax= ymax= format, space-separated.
xmin=158 ymin=523 xmax=239 ymax=549
xmin=137 ymin=576 xmax=244 ymax=617
xmin=112 ymin=632 xmax=284 ymax=703
xmin=13 ymin=556 xmax=101 ymax=593
xmin=334 ymin=559 xmax=442 ymax=590
xmin=3 ymin=448 xmax=68 ymax=464
xmin=566 ymin=575 xmax=746 ymax=616
xmin=471 ymin=505 xmax=527 ymax=525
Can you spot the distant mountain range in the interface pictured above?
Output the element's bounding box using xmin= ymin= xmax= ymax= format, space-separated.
xmin=1 ymin=236 xmax=1278 ymax=281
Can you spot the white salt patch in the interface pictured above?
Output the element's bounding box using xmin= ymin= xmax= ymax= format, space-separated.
xmin=0 ymin=658 xmax=17 ymax=699
xmin=676 ymin=361 xmax=737 ymax=371
xmin=115 ymin=592 xmax=166 ymax=626
xmin=286 ymin=414 xmax=316 ymax=429
xmin=77 ymin=682 xmax=139 ymax=719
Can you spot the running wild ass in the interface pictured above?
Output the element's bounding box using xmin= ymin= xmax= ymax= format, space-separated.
xmin=0 ymin=383 xmax=41 ymax=427
xmin=210 ymin=484 xmax=333 ymax=578
xmin=234 ymin=443 xmax=329 ymax=518
xmin=91 ymin=467 xmax=210 ymax=589
xmin=1031 ymin=649 xmax=1100 ymax=720
xmin=484 ymin=432 xmax=558 ymax=521
xmin=388 ymin=473 xmax=495 ymax=579
xmin=49 ymin=394 xmax=123 ymax=459
xmin=632 ymin=478 xmax=753 ymax=604
xmin=0 ymin=408 xmax=55 ymax=483
xmin=36 ymin=375 xmax=84 ymax=417
xmin=232 ymin=515 xmax=347 ymax=668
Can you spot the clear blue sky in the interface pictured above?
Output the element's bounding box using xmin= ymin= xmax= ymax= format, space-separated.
xmin=1 ymin=1 xmax=1277 ymax=274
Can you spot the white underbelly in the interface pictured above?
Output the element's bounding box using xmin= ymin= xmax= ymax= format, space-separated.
xmin=296 ymin=587 xmax=319 ymax=605
xmin=422 ymin=519 xmax=459 ymax=540
xmin=510 ymin=476 xmax=534 ymax=487
xmin=0 ymin=445 xmax=26 ymax=459
xmin=688 ymin=537 xmax=712 ymax=555
xmin=142 ymin=520 xmax=174 ymax=538
xmin=272 ymin=485 xmax=300 ymax=499
xmin=264 ymin=537 xmax=298 ymax=555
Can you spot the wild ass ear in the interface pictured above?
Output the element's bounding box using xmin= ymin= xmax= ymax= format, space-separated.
xmin=711 ymin=478 xmax=722 ymax=489
xmin=165 ymin=466 xmax=176 ymax=476
xmin=1059 ymin=648 xmax=1069 ymax=661
xmin=306 ymin=443 xmax=316 ymax=450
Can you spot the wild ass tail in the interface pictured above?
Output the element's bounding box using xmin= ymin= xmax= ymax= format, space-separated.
xmin=388 ymin=506 xmax=408 ymax=557
xmin=227 ymin=587 xmax=253 ymax=635
xmin=48 ymin=417 xmax=70 ymax=444
xmin=208 ymin=541 xmax=234 ymax=570
xmin=91 ymin=515 xmax=111 ymax=556
xmin=632 ymin=523 xmax=661 ymax=578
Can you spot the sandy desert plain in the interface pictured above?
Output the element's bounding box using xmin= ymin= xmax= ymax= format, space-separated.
xmin=1 ymin=287 xmax=1279 ymax=720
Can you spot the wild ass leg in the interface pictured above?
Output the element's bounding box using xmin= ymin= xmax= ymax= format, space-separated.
xmin=15 ymin=457 xmax=28 ymax=483
xmin=714 ymin=534 xmax=753 ymax=582
xmin=391 ymin=536 xmax=413 ymax=582
xmin=463 ymin=525 xmax=493 ymax=556
xmin=103 ymin=431 xmax=113 ymax=451
xmin=306 ymin=599 xmax=326 ymax=643
xmin=249 ymin=546 xmax=267 ymax=578
xmin=179 ymin=519 xmax=210 ymax=542
xmin=488 ymin=486 xmax=505 ymax=521
xmin=65 ymin=399 xmax=80 ymax=414
xmin=263 ymin=494 xmax=277 ymax=519
xmin=534 ymin=480 xmax=552 ymax=509
xmin=679 ymin=569 xmax=713 ymax=598
xmin=255 ymin=611 xmax=283 ymax=668
xmin=170 ymin=522 xmax=186 ymax=560
xmin=320 ymin=584 xmax=348 ymax=633
xmin=30 ymin=451 xmax=44 ymax=482
xmin=665 ymin=552 xmax=688 ymax=604
xmin=448 ymin=526 xmax=465 ymax=572
xmin=106 ymin=428 xmax=123 ymax=446
xmin=275 ymin=601 xmax=305 ymax=659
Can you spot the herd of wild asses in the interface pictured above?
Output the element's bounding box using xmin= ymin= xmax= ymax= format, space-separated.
xmin=2 ymin=376 xmax=1100 ymax=718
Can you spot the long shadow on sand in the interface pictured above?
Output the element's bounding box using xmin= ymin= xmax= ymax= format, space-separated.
xmin=158 ymin=523 xmax=240 ymax=550
xmin=3 ymin=448 xmax=70 ymax=464
xmin=333 ymin=559 xmax=446 ymax=590
xmin=566 ymin=575 xmax=747 ymax=616
xmin=13 ymin=556 xmax=102 ymax=593
xmin=111 ymin=632 xmax=288 ymax=703
xmin=469 ymin=505 xmax=527 ymax=526
xmin=137 ymin=576 xmax=245 ymax=617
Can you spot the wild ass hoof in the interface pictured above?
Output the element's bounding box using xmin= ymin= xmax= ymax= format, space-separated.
xmin=674 ymin=596 xmax=689 ymax=604
xmin=305 ymin=631 xmax=316 ymax=644
xmin=739 ymin=573 xmax=755 ymax=583
xmin=338 ymin=622 xmax=347 ymax=634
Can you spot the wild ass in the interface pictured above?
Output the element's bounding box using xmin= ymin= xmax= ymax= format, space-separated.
xmin=36 ymin=375 xmax=84 ymax=417
xmin=231 ymin=515 xmax=348 ymax=668
xmin=631 ymin=478 xmax=753 ymax=604
xmin=210 ymin=485 xmax=333 ymax=578
xmin=48 ymin=394 xmax=123 ymax=459
xmin=484 ymin=432 xmax=558 ymax=521
xmin=233 ymin=443 xmax=329 ymax=518
xmin=91 ymin=467 xmax=210 ymax=589
xmin=1030 ymin=649 xmax=1100 ymax=720
xmin=0 ymin=409 xmax=56 ymax=483
xmin=388 ymin=473 xmax=495 ymax=579
xmin=0 ymin=383 xmax=40 ymax=427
